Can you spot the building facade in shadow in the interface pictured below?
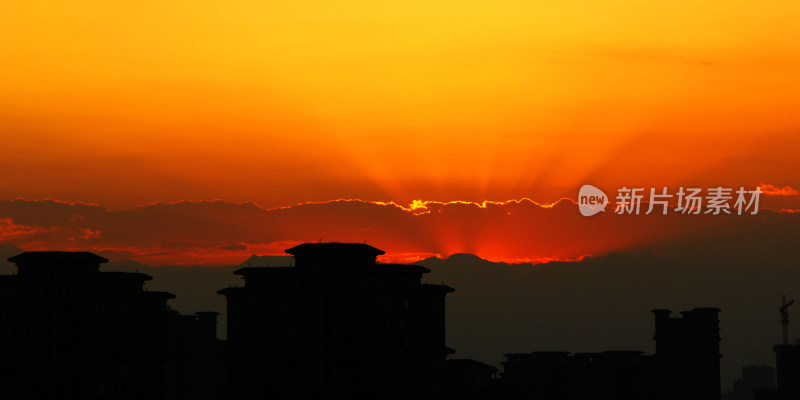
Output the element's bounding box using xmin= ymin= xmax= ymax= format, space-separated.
xmin=0 ymin=252 xmax=223 ymax=400
xmin=218 ymin=242 xmax=455 ymax=399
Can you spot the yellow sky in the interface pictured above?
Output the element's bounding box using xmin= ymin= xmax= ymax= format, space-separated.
xmin=2 ymin=0 xmax=799 ymax=207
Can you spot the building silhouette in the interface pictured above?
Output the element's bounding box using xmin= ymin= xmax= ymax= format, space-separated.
xmin=0 ymin=246 xmax=729 ymax=399
xmin=652 ymin=308 xmax=722 ymax=400
xmin=439 ymin=358 xmax=499 ymax=399
xmin=773 ymin=344 xmax=800 ymax=398
xmin=0 ymin=252 xmax=222 ymax=400
xmin=494 ymin=308 xmax=722 ymax=400
xmin=497 ymin=350 xmax=650 ymax=399
xmin=752 ymin=344 xmax=800 ymax=399
xmin=723 ymin=365 xmax=775 ymax=400
xmin=218 ymin=242 xmax=455 ymax=399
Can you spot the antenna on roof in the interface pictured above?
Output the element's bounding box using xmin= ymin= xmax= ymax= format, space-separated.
xmin=781 ymin=294 xmax=795 ymax=345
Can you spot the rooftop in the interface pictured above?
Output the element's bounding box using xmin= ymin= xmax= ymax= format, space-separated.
xmin=285 ymin=242 xmax=386 ymax=256
xmin=8 ymin=251 xmax=109 ymax=265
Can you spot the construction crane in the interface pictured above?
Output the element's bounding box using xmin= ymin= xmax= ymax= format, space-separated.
xmin=780 ymin=295 xmax=795 ymax=345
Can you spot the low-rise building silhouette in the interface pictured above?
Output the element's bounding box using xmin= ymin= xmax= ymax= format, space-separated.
xmin=724 ymin=365 xmax=775 ymax=400
xmin=498 ymin=350 xmax=650 ymax=399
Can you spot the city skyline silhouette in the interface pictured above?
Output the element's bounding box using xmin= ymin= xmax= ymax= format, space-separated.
xmin=1 ymin=244 xmax=798 ymax=399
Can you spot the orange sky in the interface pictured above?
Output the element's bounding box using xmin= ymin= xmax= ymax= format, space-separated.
xmin=5 ymin=6 xmax=800 ymax=389
xmin=1 ymin=1 xmax=800 ymax=247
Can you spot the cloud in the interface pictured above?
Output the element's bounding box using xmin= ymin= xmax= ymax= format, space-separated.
xmin=0 ymin=197 xmax=798 ymax=267
xmin=760 ymin=183 xmax=799 ymax=196
xmin=0 ymin=217 xmax=48 ymax=241
xmin=78 ymin=228 xmax=102 ymax=239
xmin=220 ymin=244 xmax=248 ymax=251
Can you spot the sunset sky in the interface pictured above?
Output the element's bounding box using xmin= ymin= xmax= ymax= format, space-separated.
xmin=2 ymin=0 xmax=800 ymax=264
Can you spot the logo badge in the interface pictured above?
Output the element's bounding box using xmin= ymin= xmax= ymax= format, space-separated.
xmin=579 ymin=185 xmax=608 ymax=216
